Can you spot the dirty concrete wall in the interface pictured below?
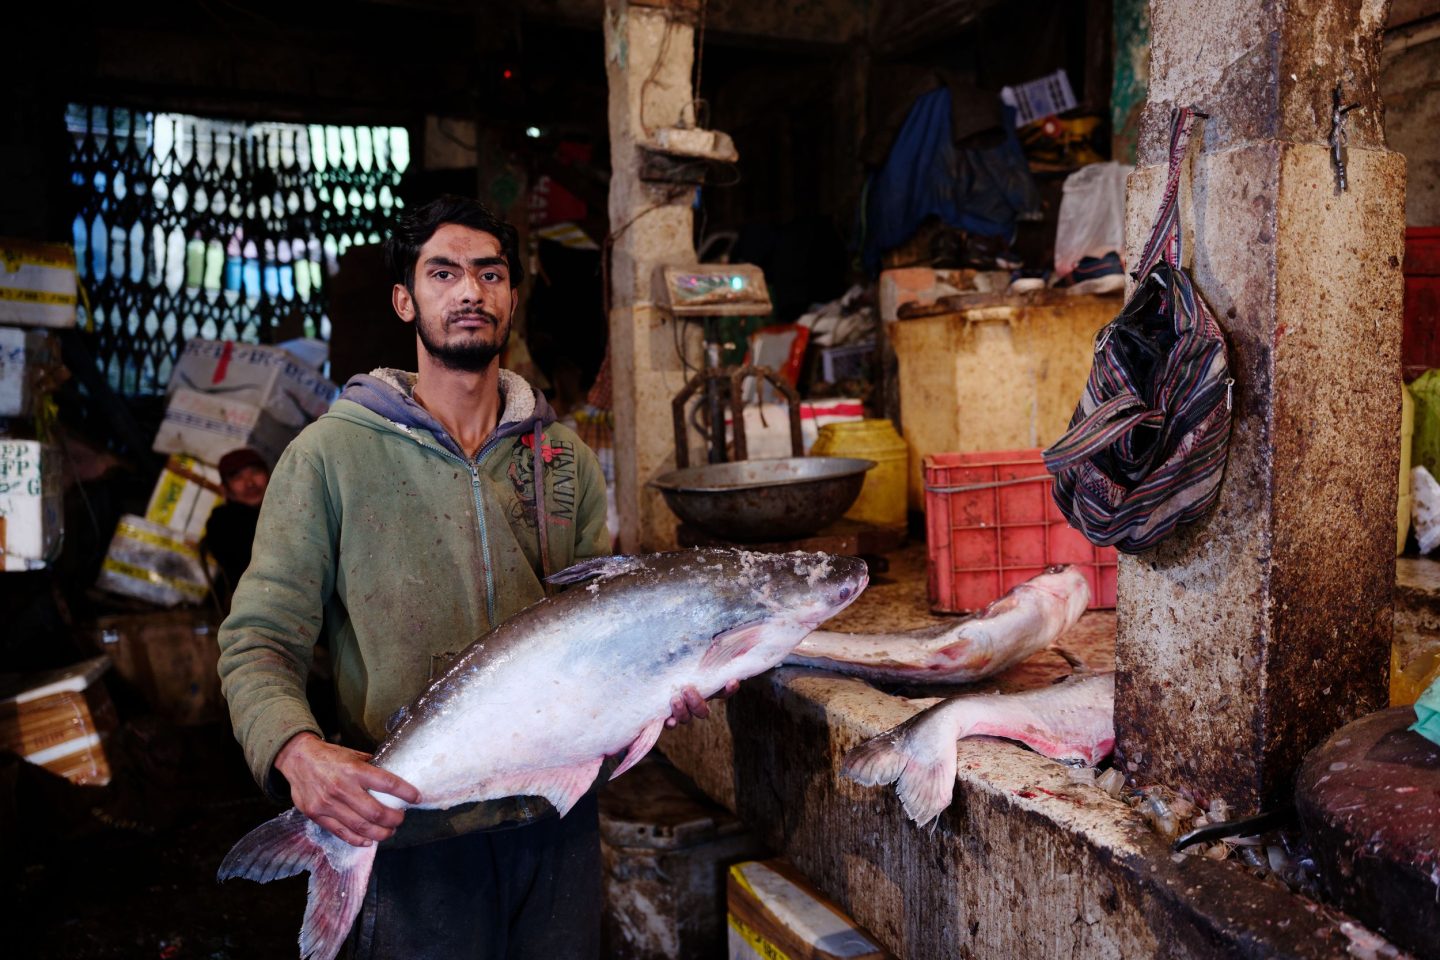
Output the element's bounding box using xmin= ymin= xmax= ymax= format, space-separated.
xmin=1116 ymin=0 xmax=1403 ymax=812
xmin=1382 ymin=34 xmax=1440 ymax=225
xmin=658 ymin=672 xmax=1381 ymax=960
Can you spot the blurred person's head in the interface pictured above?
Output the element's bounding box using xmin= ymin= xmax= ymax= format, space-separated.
xmin=218 ymin=448 xmax=270 ymax=509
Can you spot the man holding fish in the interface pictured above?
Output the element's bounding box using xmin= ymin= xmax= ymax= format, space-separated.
xmin=216 ymin=195 xmax=730 ymax=959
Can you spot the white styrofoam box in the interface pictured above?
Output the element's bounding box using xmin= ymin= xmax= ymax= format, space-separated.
xmin=144 ymin=455 xmax=224 ymax=541
xmin=727 ymin=861 xmax=885 ymax=960
xmin=0 ymin=239 xmax=78 ymax=329
xmin=152 ymin=388 xmax=299 ymax=468
xmin=0 ymin=326 xmax=60 ymax=417
xmin=96 ymin=515 xmax=209 ymax=607
xmin=723 ymin=398 xmax=866 ymax=460
xmin=0 ymin=440 xmax=63 ymax=571
xmin=167 ymin=340 xmax=338 ymax=429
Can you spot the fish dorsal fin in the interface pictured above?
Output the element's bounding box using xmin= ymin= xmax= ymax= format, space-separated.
xmin=385 ymin=704 xmax=409 ymax=734
xmin=545 ymin=555 xmax=643 ymax=586
xmin=700 ymin=620 xmax=769 ymax=671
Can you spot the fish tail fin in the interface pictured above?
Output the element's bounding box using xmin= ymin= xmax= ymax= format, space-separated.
xmin=841 ymin=732 xmax=911 ymax=787
xmin=842 ymin=723 xmax=958 ymax=828
xmin=218 ymin=808 xmax=376 ymax=960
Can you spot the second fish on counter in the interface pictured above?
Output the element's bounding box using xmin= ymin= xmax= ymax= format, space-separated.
xmin=785 ymin=564 xmax=1091 ymax=684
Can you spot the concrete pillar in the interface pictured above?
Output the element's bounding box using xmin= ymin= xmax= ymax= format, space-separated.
xmin=1115 ymin=0 xmax=1407 ymax=812
xmin=604 ymin=0 xmax=700 ymax=552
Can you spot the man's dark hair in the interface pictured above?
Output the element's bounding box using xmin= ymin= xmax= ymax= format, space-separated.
xmin=383 ymin=194 xmax=525 ymax=290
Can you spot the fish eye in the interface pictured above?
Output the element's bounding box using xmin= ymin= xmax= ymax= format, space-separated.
xmin=838 ymin=586 xmax=852 ymax=600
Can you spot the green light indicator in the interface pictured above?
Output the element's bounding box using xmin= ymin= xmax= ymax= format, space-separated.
xmin=730 ymin=275 xmax=744 ymax=290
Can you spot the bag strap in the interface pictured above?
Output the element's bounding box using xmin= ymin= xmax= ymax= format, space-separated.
xmin=1135 ymin=106 xmax=1204 ymax=279
xmin=1042 ymin=391 xmax=1153 ymax=472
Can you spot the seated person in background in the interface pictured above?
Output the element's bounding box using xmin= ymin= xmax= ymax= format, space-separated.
xmin=203 ymin=447 xmax=270 ymax=591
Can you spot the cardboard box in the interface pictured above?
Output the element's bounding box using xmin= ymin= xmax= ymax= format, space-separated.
xmin=0 ymin=440 xmax=63 ymax=571
xmin=167 ymin=339 xmax=337 ymax=429
xmin=0 ymin=657 xmax=116 ymax=786
xmin=144 ymin=455 xmax=223 ymax=541
xmin=152 ymin=388 xmax=298 ymax=467
xmin=727 ymin=860 xmax=890 ymax=960
xmin=96 ymin=515 xmax=210 ymax=608
xmin=0 ymin=239 xmax=78 ymax=329
xmin=86 ymin=610 xmax=222 ymax=725
xmin=0 ymin=326 xmax=62 ymax=417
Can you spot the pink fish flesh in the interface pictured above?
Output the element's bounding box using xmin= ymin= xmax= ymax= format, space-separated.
xmin=842 ymin=672 xmax=1115 ymax=826
xmin=217 ymin=548 xmax=868 ymax=960
xmin=786 ymin=565 xmax=1090 ymax=684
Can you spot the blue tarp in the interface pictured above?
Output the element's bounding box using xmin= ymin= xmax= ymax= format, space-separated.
xmin=862 ymin=86 xmax=1041 ymax=273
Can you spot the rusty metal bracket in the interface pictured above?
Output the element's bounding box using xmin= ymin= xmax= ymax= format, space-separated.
xmin=671 ymin=364 xmax=803 ymax=468
xmin=1329 ymin=84 xmax=1362 ymax=194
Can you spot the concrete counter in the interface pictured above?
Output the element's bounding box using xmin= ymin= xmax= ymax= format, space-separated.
xmin=657 ymin=545 xmax=1388 ymax=958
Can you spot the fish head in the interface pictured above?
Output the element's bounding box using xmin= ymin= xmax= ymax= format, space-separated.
xmin=688 ymin=549 xmax=869 ymax=678
xmin=727 ymin=550 xmax=869 ymax=628
xmin=1036 ymin=564 xmax=1092 ymax=626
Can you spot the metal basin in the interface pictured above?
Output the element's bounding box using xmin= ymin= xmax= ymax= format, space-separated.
xmin=649 ymin=456 xmax=876 ymax=543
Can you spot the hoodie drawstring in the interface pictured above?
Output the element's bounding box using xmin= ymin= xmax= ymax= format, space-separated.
xmin=533 ymin=420 xmax=554 ymax=595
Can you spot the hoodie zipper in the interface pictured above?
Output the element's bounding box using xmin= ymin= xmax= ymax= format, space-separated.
xmin=424 ymin=436 xmax=507 ymax=628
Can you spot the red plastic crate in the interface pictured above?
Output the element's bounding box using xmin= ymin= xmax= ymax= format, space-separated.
xmin=1402 ymin=227 xmax=1440 ymax=381
xmin=924 ymin=448 xmax=1117 ymax=613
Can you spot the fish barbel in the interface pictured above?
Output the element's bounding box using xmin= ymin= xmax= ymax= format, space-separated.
xmin=786 ymin=565 xmax=1090 ymax=684
xmin=218 ymin=548 xmax=868 ymax=960
xmin=842 ymin=672 xmax=1116 ymax=826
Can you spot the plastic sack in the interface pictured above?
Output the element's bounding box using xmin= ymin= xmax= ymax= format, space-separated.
xmin=1409 ymin=369 xmax=1440 ymax=478
xmin=1054 ymin=162 xmax=1132 ymax=279
xmin=1414 ymin=466 xmax=1440 ymax=554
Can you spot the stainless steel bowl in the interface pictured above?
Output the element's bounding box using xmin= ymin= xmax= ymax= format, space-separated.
xmin=649 ymin=456 xmax=876 ymax=543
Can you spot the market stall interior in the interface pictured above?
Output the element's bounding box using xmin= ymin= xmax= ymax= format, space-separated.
xmin=2 ymin=0 xmax=1440 ymax=957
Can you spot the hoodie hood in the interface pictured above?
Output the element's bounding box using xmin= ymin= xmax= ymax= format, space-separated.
xmin=338 ymin=367 xmax=556 ymax=461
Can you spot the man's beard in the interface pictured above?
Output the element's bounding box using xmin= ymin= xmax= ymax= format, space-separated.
xmin=414 ymin=304 xmax=512 ymax=373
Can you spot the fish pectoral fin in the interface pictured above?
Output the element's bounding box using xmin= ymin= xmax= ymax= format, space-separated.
xmin=485 ymin=758 xmax=604 ymax=817
xmin=545 ymin=555 xmax=641 ymax=586
xmin=609 ymin=717 xmax=667 ymax=781
xmin=1050 ymin=645 xmax=1091 ymax=674
xmin=700 ymin=620 xmax=769 ymax=671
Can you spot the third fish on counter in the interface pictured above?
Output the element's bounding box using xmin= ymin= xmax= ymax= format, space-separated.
xmin=841 ymin=672 xmax=1116 ymax=827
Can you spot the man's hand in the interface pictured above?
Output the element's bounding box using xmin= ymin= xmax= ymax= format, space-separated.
xmin=274 ymin=732 xmax=422 ymax=847
xmin=666 ymin=679 xmax=741 ymax=727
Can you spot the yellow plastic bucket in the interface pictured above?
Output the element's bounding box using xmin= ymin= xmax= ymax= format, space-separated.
xmin=1400 ymin=383 xmax=1415 ymax=555
xmin=811 ymin=419 xmax=908 ymax=529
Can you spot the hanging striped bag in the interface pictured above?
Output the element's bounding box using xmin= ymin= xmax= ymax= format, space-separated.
xmin=1042 ymin=107 xmax=1234 ymax=554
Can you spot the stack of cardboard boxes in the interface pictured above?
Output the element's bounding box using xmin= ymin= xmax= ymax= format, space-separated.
xmin=95 ymin=338 xmax=338 ymax=606
xmin=0 ymin=238 xmax=73 ymax=574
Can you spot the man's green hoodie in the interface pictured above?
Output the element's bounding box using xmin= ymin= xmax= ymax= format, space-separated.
xmin=217 ymin=367 xmax=609 ymax=828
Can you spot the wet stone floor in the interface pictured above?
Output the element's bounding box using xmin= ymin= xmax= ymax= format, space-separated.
xmin=9 ymin=720 xmax=302 ymax=959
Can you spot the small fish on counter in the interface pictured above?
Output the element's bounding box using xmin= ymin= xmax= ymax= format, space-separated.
xmin=217 ymin=548 xmax=868 ymax=960
xmin=841 ymin=672 xmax=1116 ymax=826
xmin=785 ymin=565 xmax=1091 ymax=684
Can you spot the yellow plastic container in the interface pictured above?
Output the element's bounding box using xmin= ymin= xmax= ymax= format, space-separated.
xmin=811 ymin=419 xmax=908 ymax=529
xmin=1400 ymin=383 xmax=1415 ymax=555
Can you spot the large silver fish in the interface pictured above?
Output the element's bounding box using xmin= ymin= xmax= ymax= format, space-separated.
xmin=842 ymin=672 xmax=1115 ymax=826
xmin=786 ymin=565 xmax=1090 ymax=684
xmin=218 ymin=548 xmax=868 ymax=960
